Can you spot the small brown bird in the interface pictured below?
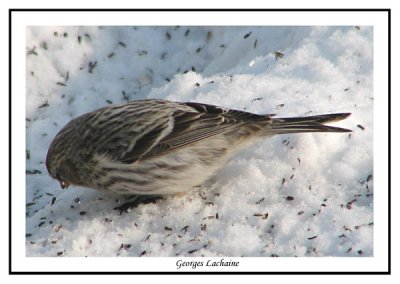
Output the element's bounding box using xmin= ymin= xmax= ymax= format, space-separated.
xmin=46 ymin=99 xmax=351 ymax=196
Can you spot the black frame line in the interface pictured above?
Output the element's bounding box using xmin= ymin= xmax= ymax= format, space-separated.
xmin=10 ymin=8 xmax=391 ymax=275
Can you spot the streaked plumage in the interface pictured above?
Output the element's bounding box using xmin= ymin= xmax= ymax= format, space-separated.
xmin=46 ymin=99 xmax=351 ymax=195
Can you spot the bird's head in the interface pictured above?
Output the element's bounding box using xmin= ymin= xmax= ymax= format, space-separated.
xmin=46 ymin=136 xmax=83 ymax=190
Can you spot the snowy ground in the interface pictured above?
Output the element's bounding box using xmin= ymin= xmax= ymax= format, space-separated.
xmin=25 ymin=26 xmax=373 ymax=259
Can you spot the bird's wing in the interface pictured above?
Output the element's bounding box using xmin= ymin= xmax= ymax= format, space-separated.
xmin=118 ymin=102 xmax=268 ymax=163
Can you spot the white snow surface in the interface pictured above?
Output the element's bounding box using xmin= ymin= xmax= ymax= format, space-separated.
xmin=26 ymin=26 xmax=373 ymax=258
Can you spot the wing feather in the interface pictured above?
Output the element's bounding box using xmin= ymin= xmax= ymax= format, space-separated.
xmin=135 ymin=102 xmax=265 ymax=161
xmin=111 ymin=102 xmax=269 ymax=163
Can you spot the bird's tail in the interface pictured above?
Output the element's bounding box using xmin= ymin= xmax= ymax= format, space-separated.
xmin=268 ymin=113 xmax=352 ymax=134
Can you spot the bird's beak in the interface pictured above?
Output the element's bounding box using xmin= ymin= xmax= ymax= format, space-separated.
xmin=60 ymin=180 xmax=70 ymax=189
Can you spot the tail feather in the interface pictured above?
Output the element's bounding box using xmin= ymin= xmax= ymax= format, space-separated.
xmin=269 ymin=113 xmax=351 ymax=134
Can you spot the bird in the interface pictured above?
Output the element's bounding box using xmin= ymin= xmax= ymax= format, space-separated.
xmin=46 ymin=99 xmax=351 ymax=201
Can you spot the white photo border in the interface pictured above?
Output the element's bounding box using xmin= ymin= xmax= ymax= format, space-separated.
xmin=11 ymin=9 xmax=390 ymax=274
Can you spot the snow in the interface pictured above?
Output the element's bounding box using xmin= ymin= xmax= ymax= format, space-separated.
xmin=25 ymin=26 xmax=373 ymax=261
